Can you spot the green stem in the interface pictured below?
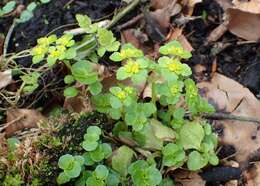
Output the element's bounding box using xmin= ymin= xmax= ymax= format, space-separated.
xmin=151 ymin=82 xmax=157 ymax=118
xmin=106 ymin=0 xmax=141 ymax=29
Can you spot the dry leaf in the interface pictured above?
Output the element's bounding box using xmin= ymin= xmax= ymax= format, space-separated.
xmin=0 ymin=70 xmax=12 ymax=89
xmin=4 ymin=109 xmax=46 ymax=137
xmin=244 ymin=162 xmax=260 ymax=186
xmin=206 ymin=21 xmax=229 ymax=43
xmin=232 ymin=0 xmax=260 ymax=14
xmin=63 ymin=95 xmax=93 ymax=113
xmin=198 ymin=73 xmax=260 ymax=163
xmin=227 ymin=8 xmax=260 ymax=41
xmin=174 ymin=170 xmax=206 ymax=186
xmin=181 ymin=0 xmax=203 ymax=16
xmin=167 ymin=28 xmax=194 ymax=51
xmin=150 ymin=0 xmax=182 ymax=30
xmin=215 ymin=0 xmax=233 ymax=10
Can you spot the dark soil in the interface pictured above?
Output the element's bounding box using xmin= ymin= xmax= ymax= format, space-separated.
xmin=185 ymin=0 xmax=260 ymax=96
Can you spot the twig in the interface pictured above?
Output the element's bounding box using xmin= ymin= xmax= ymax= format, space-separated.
xmin=107 ymin=0 xmax=141 ymax=29
xmin=202 ymin=112 xmax=260 ymax=125
xmin=116 ymin=13 xmax=143 ymax=31
xmin=65 ymin=0 xmax=142 ymax=35
xmin=3 ymin=19 xmax=17 ymax=59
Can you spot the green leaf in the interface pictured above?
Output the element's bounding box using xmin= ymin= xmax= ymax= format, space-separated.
xmin=89 ymin=81 xmax=102 ymax=95
xmin=27 ymin=2 xmax=37 ymax=11
xmin=86 ymin=176 xmax=105 ymax=186
xmin=57 ymin=172 xmax=70 ymax=185
xmin=32 ymin=55 xmax=44 ymax=64
xmin=64 ymin=87 xmax=78 ymax=97
xmin=106 ymin=171 xmax=120 ymax=186
xmin=40 ymin=0 xmax=51 ymax=4
xmin=89 ymin=145 xmax=105 ymax=162
xmin=74 ymin=155 xmax=85 ymax=166
xmin=109 ymin=52 xmax=123 ymax=62
xmin=180 ymin=122 xmax=204 ymax=150
xmin=82 ymin=153 xmax=95 ymax=166
xmin=64 ymin=160 xmax=81 ymax=178
xmin=159 ymin=178 xmax=174 ymax=186
xmin=64 ymin=75 xmax=75 ymax=84
xmin=106 ymin=41 xmax=120 ymax=52
xmin=82 ymin=141 xmax=99 ymax=151
xmin=110 ymin=96 xmax=122 ymax=109
xmin=7 ymin=138 xmax=20 ymax=152
xmin=187 ymin=151 xmax=208 ymax=171
xmin=71 ymin=60 xmax=98 ymax=85
xmin=101 ymin=143 xmax=112 ymax=158
xmin=97 ymin=46 xmax=106 ymax=57
xmin=87 ymin=126 xmax=102 ymax=136
xmin=98 ymin=28 xmax=114 ymax=46
xmin=109 ymin=108 xmax=121 ymax=120
xmin=173 ymin=108 xmax=185 ymax=120
xmin=116 ymin=67 xmax=129 ymax=80
xmin=58 ymin=154 xmax=74 ymax=170
xmin=76 ymin=14 xmax=91 ymax=28
xmin=2 ymin=1 xmax=16 ymax=14
xmin=162 ymin=143 xmax=185 ymax=167
xmin=65 ymin=48 xmax=77 ymax=59
xmin=209 ymin=154 xmax=219 ymax=166
xmin=112 ymin=146 xmax=134 ymax=177
xmin=94 ymin=165 xmax=109 ymax=180
xmin=47 ymin=56 xmax=57 ymax=66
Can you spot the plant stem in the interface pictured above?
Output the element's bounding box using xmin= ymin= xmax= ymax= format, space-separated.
xmin=151 ymin=82 xmax=157 ymax=118
xmin=106 ymin=0 xmax=142 ymax=29
xmin=202 ymin=112 xmax=260 ymax=126
xmin=3 ymin=19 xmax=17 ymax=59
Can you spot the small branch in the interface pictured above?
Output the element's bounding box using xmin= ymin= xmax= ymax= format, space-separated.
xmin=3 ymin=19 xmax=17 ymax=59
xmin=116 ymin=13 xmax=143 ymax=31
xmin=106 ymin=0 xmax=141 ymax=29
xmin=202 ymin=112 xmax=260 ymax=125
xmin=65 ymin=0 xmax=142 ymax=35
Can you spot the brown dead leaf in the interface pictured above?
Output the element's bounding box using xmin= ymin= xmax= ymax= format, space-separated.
xmin=63 ymin=95 xmax=93 ymax=113
xmin=167 ymin=28 xmax=194 ymax=51
xmin=244 ymin=162 xmax=260 ymax=186
xmin=227 ymin=8 xmax=260 ymax=41
xmin=174 ymin=170 xmax=206 ymax=186
xmin=206 ymin=21 xmax=229 ymax=43
xmin=232 ymin=0 xmax=260 ymax=14
xmin=4 ymin=109 xmax=46 ymax=137
xmin=150 ymin=0 xmax=182 ymax=30
xmin=181 ymin=0 xmax=202 ymax=16
xmin=0 ymin=70 xmax=12 ymax=89
xmin=198 ymin=73 xmax=260 ymax=163
xmin=215 ymin=0 xmax=233 ymax=10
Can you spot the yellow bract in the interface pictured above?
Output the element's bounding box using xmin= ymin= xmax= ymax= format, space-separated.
xmin=170 ymin=85 xmax=180 ymax=95
xmin=124 ymin=87 xmax=134 ymax=95
xmin=125 ymin=61 xmax=140 ymax=74
xmin=167 ymin=61 xmax=182 ymax=74
xmin=166 ymin=47 xmax=185 ymax=56
xmin=116 ymin=91 xmax=127 ymax=100
xmin=32 ymin=46 xmax=47 ymax=56
xmin=121 ymin=48 xmax=135 ymax=59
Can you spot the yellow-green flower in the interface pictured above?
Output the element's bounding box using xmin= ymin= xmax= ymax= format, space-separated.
xmin=125 ymin=60 xmax=140 ymax=74
xmin=56 ymin=34 xmax=75 ymax=47
xmin=159 ymin=40 xmax=192 ymax=59
xmin=32 ymin=45 xmax=48 ymax=56
xmin=37 ymin=35 xmax=57 ymax=46
xmin=116 ymin=90 xmax=127 ymax=100
xmin=158 ymin=56 xmax=192 ymax=78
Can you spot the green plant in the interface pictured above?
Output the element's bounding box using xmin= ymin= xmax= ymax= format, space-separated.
xmin=12 ymin=13 xmax=218 ymax=185
xmin=57 ymin=154 xmax=85 ymax=184
xmin=0 ymin=1 xmax=16 ymax=17
xmin=25 ymin=14 xmax=119 ymax=97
